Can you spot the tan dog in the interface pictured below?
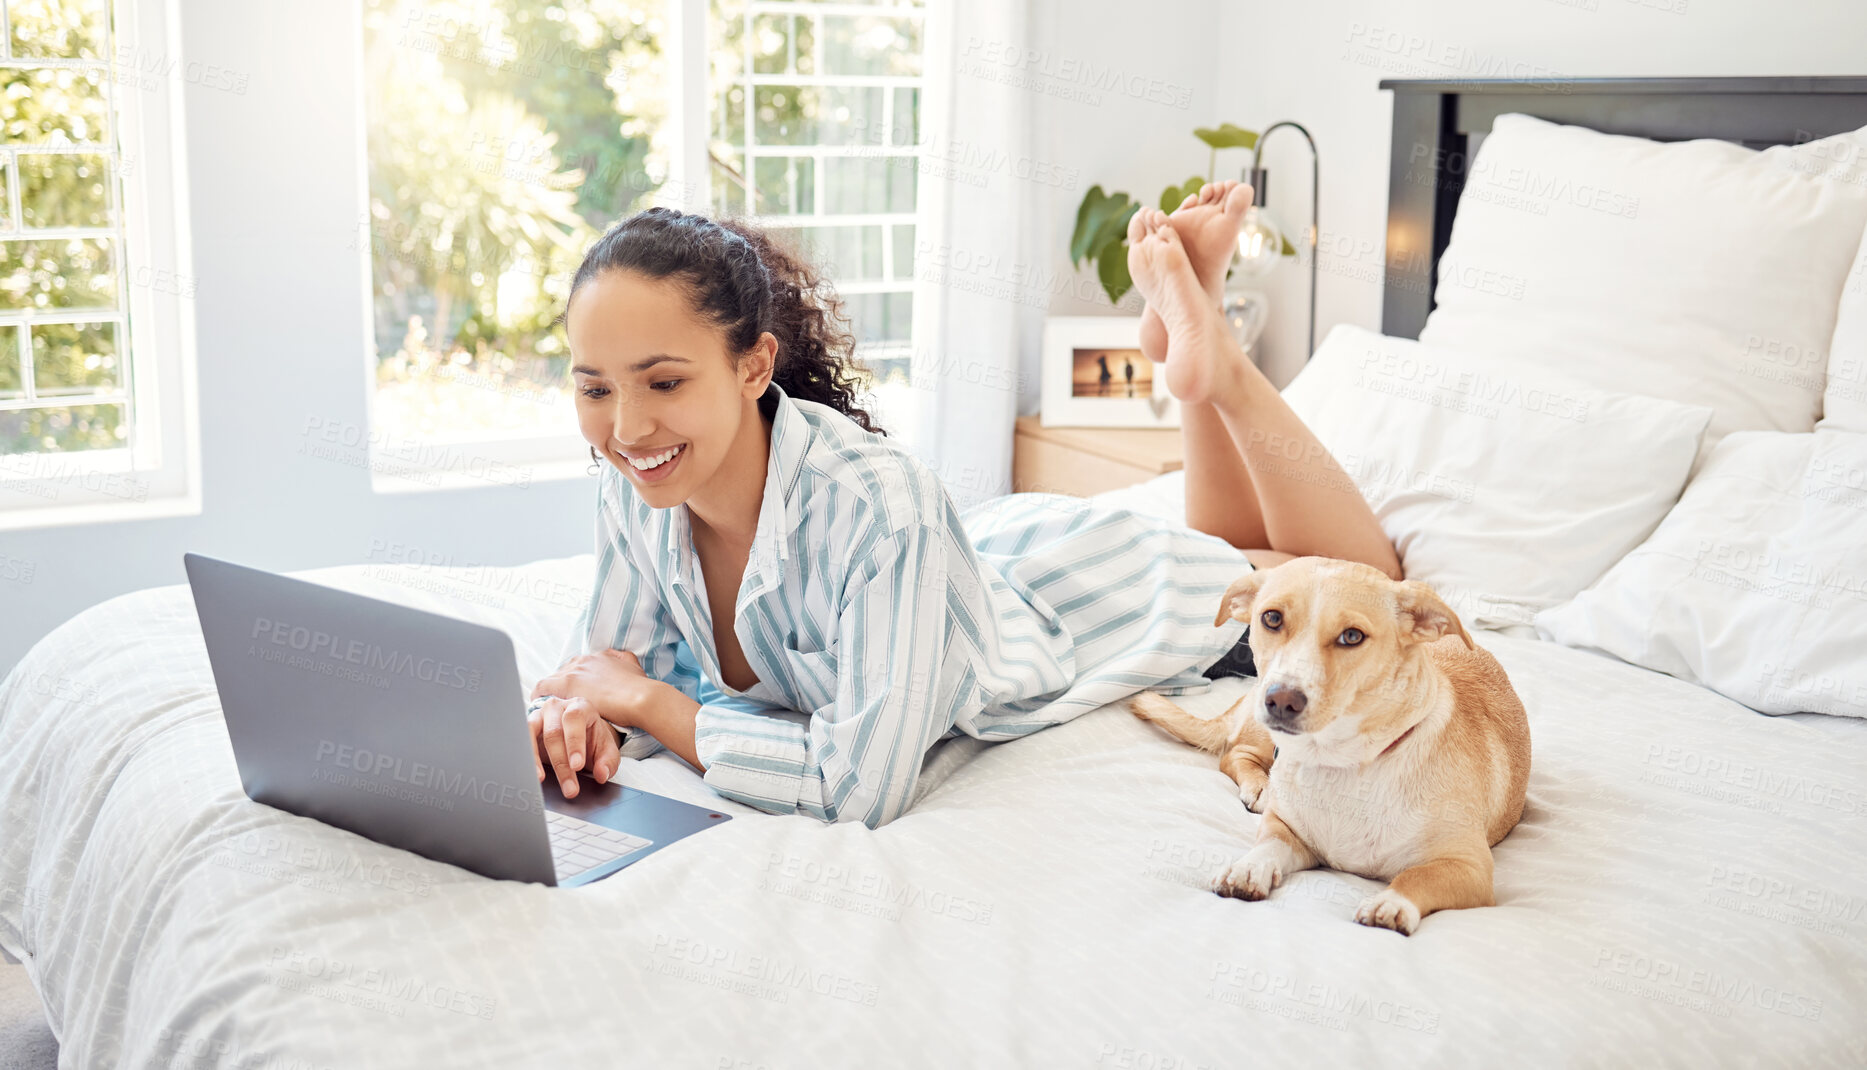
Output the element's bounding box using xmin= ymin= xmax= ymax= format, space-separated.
xmin=1129 ymin=557 xmax=1530 ymax=935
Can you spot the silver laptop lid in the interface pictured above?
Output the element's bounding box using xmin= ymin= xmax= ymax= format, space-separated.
xmin=183 ymin=552 xmax=556 ymax=884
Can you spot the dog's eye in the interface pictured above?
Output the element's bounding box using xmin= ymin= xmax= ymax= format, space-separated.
xmin=1337 ymin=628 xmax=1365 ymax=647
xmin=1260 ymin=609 xmax=1283 ymax=630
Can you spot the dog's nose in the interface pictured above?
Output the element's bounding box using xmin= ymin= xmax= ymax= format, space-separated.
xmin=1264 ymin=685 xmax=1308 ymax=729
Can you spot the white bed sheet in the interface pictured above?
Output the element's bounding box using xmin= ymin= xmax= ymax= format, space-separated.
xmin=3 ymin=475 xmax=1866 ymax=1067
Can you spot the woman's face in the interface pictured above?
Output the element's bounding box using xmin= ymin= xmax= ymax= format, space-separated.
xmin=566 ymin=269 xmax=772 ymax=509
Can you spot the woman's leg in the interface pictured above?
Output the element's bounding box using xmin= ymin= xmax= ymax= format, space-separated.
xmin=1129 ymin=202 xmax=1401 ymax=579
xmin=1134 ymin=182 xmax=1272 ymax=553
xmin=1180 ymin=396 xmax=1268 ymax=551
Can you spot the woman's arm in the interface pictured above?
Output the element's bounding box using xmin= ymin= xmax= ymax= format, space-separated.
xmin=671 ymin=513 xmax=957 ymax=828
xmin=534 ymin=473 xmax=702 ymax=792
xmin=625 ymin=684 xmax=702 ymax=768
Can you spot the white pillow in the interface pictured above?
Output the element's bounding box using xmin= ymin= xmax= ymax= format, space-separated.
xmin=1281 ymin=325 xmax=1712 ymax=631
xmin=1764 ymin=124 xmax=1867 ymax=433
xmin=1816 ymin=218 xmax=1867 ymax=431
xmin=1536 ymin=429 xmax=1867 ymax=719
xmin=1763 ymin=122 xmax=1867 ymax=188
xmin=1419 ymin=113 xmax=1867 ymax=462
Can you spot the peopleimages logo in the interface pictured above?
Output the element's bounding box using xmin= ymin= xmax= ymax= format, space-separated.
xmin=252 ymin=616 xmax=483 ymax=692
xmin=313 ymin=741 xmax=541 ymax=815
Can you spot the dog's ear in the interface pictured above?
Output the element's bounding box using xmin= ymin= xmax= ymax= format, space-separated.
xmin=1394 ymin=580 xmax=1473 ymax=649
xmin=1214 ymin=569 xmax=1267 ymax=627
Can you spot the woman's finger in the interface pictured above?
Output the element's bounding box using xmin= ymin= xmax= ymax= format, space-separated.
xmin=527 ymin=712 xmax=546 ymax=782
xmin=559 ymin=698 xmax=591 ymax=772
xmin=539 ymin=698 xmax=577 ymax=797
xmin=529 ymin=672 xmax=568 ymax=702
xmin=588 ymin=718 xmax=621 ymax=784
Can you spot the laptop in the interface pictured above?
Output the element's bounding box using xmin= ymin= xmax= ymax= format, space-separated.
xmin=183 ymin=552 xmax=730 ymax=887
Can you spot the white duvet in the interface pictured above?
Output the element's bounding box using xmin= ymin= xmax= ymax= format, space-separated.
xmin=4 ymin=478 xmax=1866 ymax=1067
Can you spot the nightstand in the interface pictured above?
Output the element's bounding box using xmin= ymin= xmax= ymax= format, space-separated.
xmin=1011 ymin=416 xmax=1184 ymax=497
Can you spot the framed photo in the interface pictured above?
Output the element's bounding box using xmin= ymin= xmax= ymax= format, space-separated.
xmin=1039 ymin=316 xmax=1179 ymax=428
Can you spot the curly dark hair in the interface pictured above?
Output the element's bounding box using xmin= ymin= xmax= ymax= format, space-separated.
xmin=562 ymin=206 xmax=886 ymax=438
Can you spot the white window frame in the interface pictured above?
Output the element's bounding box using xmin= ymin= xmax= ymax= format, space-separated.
xmin=360 ymin=0 xmax=925 ymax=493
xmin=0 ymin=0 xmax=200 ymax=530
xmin=728 ymin=0 xmax=923 ymax=372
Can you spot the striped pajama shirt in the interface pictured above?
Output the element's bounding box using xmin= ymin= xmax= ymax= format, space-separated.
xmin=558 ymin=380 xmax=1253 ymax=828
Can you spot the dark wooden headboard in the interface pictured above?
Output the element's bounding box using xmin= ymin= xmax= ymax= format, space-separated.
xmin=1380 ymin=76 xmax=1867 ymax=339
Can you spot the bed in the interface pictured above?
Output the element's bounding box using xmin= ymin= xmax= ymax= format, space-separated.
xmin=5 ymin=79 xmax=1867 ymax=1068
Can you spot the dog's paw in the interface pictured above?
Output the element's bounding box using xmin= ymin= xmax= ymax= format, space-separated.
xmin=1236 ymin=769 xmax=1269 ymax=813
xmin=1237 ymin=780 xmax=1263 ymax=811
xmin=1215 ymin=851 xmax=1282 ymax=901
xmin=1354 ymin=887 xmax=1421 ymax=936
xmin=1127 ymin=693 xmax=1173 ymax=724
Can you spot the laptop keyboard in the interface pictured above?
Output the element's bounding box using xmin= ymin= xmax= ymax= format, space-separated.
xmin=547 ymin=810 xmax=654 ymax=883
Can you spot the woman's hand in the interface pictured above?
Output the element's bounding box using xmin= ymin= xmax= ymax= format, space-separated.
xmin=530 ymin=649 xmax=654 ymax=724
xmin=528 ymin=650 xmax=657 ymax=798
xmin=528 ymin=696 xmax=619 ymax=799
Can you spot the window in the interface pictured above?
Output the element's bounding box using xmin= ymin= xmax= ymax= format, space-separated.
xmin=357 ymin=0 xmax=925 ymax=488
xmin=0 ymin=0 xmax=198 ymax=528
xmin=709 ymin=0 xmax=922 ymax=432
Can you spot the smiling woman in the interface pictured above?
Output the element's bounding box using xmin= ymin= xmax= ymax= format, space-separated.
xmin=524 ymin=206 xmax=1267 ymax=827
xmin=566 ymin=206 xmax=885 ymax=478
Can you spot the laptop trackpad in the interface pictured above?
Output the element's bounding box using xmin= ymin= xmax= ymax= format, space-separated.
xmin=542 ymin=775 xmax=629 ymax=820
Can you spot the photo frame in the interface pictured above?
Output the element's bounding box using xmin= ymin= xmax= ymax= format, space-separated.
xmin=1039 ymin=316 xmax=1180 ymax=428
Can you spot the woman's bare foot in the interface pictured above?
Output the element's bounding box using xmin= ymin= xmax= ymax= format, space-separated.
xmin=1127 ymin=208 xmax=1239 ymax=406
xmin=1137 ymin=180 xmax=1254 ymax=364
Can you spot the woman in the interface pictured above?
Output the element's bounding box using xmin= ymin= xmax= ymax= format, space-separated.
xmin=528 ymin=186 xmax=1397 ymax=829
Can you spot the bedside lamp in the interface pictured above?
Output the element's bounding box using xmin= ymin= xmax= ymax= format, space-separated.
xmin=1234 ymin=120 xmax=1320 ymax=361
xmin=1232 ymin=204 xmax=1283 ymax=279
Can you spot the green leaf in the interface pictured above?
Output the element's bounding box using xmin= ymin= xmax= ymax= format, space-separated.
xmin=1070 ymin=186 xmax=1134 ymax=267
xmin=1281 ymin=234 xmax=1296 ymax=257
xmin=1193 ymin=123 xmax=1258 ymax=151
xmin=1089 ymin=202 xmax=1139 ymax=264
xmin=1158 ymin=175 xmax=1205 ymax=212
xmin=1095 ymin=230 xmax=1134 ymax=305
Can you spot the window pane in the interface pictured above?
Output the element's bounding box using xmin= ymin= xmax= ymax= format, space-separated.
xmin=715 ymin=84 xmax=746 ymax=146
xmin=0 ymin=238 xmax=116 ymax=309
xmin=820 ymin=15 xmax=920 ymax=78
xmin=844 ymin=291 xmax=910 ymax=344
xmin=775 ymin=224 xmax=883 ymax=281
xmin=891 ymin=87 xmax=918 ymax=145
xmin=822 ymin=155 xmax=912 ymax=214
xmin=0 ymin=401 xmax=123 ymax=454
xmin=1 ymin=67 xmax=109 ymax=145
xmin=892 ymin=223 xmax=914 ymax=277
xmin=753 ymin=154 xmax=814 ymax=215
xmin=883 ymin=291 xmax=910 ymax=341
xmin=0 ymin=327 xmax=20 ymax=397
xmin=31 ymin=320 xmax=119 ymax=394
xmin=712 ymin=145 xmax=749 ymax=216
xmin=861 ymin=352 xmax=908 ymax=387
xmin=754 ymin=85 xmax=882 ymax=147
xmin=750 ymin=13 xmax=814 ymax=76
xmin=20 ymin=154 xmax=111 ymax=228
xmin=9 ymin=0 xmax=108 ymax=60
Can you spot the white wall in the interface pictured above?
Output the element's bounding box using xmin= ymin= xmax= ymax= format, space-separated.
xmin=0 ymin=0 xmax=599 ymax=673
xmin=1000 ymin=0 xmax=1230 ymax=407
xmin=1211 ymin=0 xmax=1867 ymax=387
